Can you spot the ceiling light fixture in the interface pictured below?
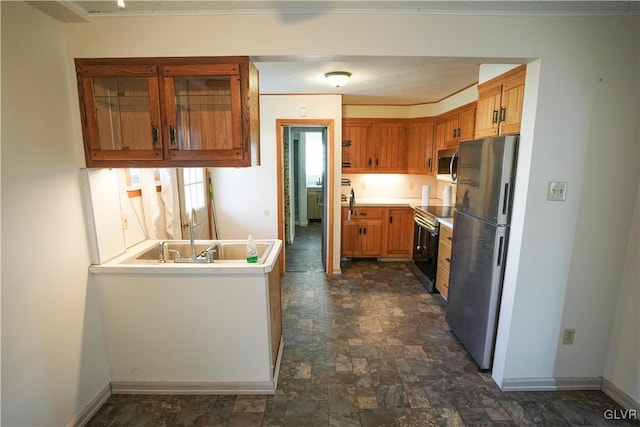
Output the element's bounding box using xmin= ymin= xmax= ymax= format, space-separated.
xmin=117 ymin=0 xmax=126 ymax=9
xmin=324 ymin=71 xmax=351 ymax=88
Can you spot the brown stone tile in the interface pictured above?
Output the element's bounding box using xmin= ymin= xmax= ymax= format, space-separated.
xmin=88 ymin=248 xmax=634 ymax=427
xmin=227 ymin=412 xmax=264 ymax=427
xmin=232 ymin=395 xmax=267 ymax=413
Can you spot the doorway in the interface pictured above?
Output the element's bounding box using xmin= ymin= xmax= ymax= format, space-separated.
xmin=177 ymin=167 xmax=211 ymax=240
xmin=277 ymin=120 xmax=334 ymax=274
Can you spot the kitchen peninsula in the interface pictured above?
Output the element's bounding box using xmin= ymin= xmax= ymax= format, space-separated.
xmin=89 ymin=240 xmax=283 ymax=395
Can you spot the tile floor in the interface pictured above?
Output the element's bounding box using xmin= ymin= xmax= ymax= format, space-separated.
xmin=87 ymin=224 xmax=638 ymax=426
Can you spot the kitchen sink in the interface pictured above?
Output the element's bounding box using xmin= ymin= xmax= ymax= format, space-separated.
xmin=123 ymin=240 xmax=273 ymax=264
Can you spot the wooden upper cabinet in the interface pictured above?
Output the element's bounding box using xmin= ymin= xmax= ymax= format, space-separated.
xmin=161 ymin=64 xmax=243 ymax=163
xmin=475 ymin=84 xmax=502 ymax=137
xmin=435 ymin=103 xmax=477 ymax=150
xmin=406 ymin=117 xmax=436 ymax=175
xmin=475 ymin=65 xmax=526 ymax=138
xmin=457 ymin=107 xmax=476 ymax=142
xmin=75 ymin=57 xmax=260 ymax=168
xmin=373 ymin=120 xmax=407 ymax=172
xmin=76 ymin=64 xmax=164 ymax=164
xmin=342 ymin=119 xmax=373 ymax=172
xmin=499 ymin=67 xmax=526 ymax=135
xmin=342 ymin=118 xmax=407 ymax=173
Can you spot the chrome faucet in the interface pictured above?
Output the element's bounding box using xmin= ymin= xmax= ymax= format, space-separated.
xmin=159 ymin=241 xmax=166 ymax=263
xmin=188 ymin=208 xmax=197 ymax=260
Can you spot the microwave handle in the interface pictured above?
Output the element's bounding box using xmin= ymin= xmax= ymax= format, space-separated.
xmin=450 ymin=151 xmax=457 ymax=181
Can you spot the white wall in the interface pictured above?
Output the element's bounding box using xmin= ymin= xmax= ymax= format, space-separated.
xmin=61 ymin=11 xmax=640 ymax=404
xmin=0 ymin=5 xmax=635 ymax=424
xmin=249 ymin=95 xmax=343 ymax=271
xmin=1 ymin=2 xmax=111 ymax=425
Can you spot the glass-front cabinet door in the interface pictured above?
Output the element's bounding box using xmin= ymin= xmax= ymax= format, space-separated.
xmin=76 ymin=64 xmax=163 ymax=166
xmin=161 ymin=64 xmax=243 ymax=162
xmin=75 ymin=57 xmax=259 ymax=168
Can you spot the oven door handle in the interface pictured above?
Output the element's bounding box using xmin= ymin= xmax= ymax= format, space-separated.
xmin=414 ymin=217 xmax=438 ymax=236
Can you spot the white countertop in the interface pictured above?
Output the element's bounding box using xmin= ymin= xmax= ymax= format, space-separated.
xmin=341 ymin=197 xmax=450 ymax=208
xmin=438 ymin=217 xmax=454 ymax=229
xmin=89 ymin=239 xmax=283 ymax=275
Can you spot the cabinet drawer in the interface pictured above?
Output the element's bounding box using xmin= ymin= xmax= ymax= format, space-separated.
xmin=439 ymin=224 xmax=453 ymax=244
xmin=438 ymin=227 xmax=452 ymax=270
xmin=351 ymin=207 xmax=384 ymax=219
xmin=436 ymin=266 xmax=449 ymax=300
xmin=437 ymin=246 xmax=452 ymax=274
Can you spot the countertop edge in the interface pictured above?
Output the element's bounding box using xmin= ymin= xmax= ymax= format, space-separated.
xmin=89 ymin=240 xmax=283 ymax=275
xmin=438 ymin=217 xmax=454 ymax=229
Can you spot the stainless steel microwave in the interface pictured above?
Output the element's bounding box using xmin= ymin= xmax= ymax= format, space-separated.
xmin=437 ymin=149 xmax=458 ymax=182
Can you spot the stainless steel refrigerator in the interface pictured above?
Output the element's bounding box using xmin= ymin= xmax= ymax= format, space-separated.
xmin=445 ymin=135 xmax=518 ymax=370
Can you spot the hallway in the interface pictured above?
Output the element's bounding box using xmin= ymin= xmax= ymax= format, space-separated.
xmin=285 ymin=222 xmax=324 ymax=273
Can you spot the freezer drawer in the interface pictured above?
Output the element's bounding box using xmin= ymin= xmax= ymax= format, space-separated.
xmin=445 ymin=211 xmax=509 ymax=370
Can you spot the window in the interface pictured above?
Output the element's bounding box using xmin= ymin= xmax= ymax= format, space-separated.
xmin=182 ymin=167 xmax=206 ymax=212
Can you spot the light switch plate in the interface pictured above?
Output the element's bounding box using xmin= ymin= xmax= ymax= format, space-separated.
xmin=547 ymin=181 xmax=568 ymax=201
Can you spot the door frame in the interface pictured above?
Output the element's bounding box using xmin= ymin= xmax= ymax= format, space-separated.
xmin=276 ymin=119 xmax=335 ymax=275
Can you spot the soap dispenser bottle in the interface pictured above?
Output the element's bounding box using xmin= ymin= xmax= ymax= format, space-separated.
xmin=246 ymin=235 xmax=258 ymax=263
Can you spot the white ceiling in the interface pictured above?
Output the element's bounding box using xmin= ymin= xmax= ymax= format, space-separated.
xmin=32 ymin=1 xmax=640 ymax=105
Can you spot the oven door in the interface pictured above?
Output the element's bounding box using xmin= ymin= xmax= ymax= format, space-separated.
xmin=413 ymin=219 xmax=439 ymax=293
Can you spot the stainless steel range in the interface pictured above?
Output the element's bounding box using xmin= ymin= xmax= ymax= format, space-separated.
xmin=413 ymin=205 xmax=455 ymax=292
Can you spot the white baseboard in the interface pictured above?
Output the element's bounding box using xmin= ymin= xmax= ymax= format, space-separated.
xmin=501 ymin=376 xmax=603 ymax=391
xmin=110 ymin=380 xmax=277 ymax=395
xmin=272 ymin=336 xmax=284 ymax=389
xmin=602 ymin=378 xmax=640 ymax=411
xmin=66 ymin=383 xmax=111 ymax=427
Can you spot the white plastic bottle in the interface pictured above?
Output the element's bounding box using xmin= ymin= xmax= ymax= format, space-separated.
xmin=246 ymin=235 xmax=258 ymax=263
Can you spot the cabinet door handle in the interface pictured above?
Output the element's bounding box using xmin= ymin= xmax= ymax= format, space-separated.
xmin=151 ymin=126 xmax=159 ymax=144
xmin=428 ymin=158 xmax=432 ymax=169
xmin=169 ymin=125 xmax=177 ymax=145
xmin=389 ymin=216 xmax=393 ymax=224
xmin=368 ymin=158 xmax=372 ymax=166
xmin=445 ymin=257 xmax=451 ymax=263
xmin=363 ymin=227 xmax=367 ymax=235
xmin=492 ymin=109 xmax=499 ymax=124
xmin=452 ymin=129 xmax=457 ymax=138
xmin=500 ymin=107 xmax=506 ymax=122
xmin=447 ymin=236 xmax=453 ymax=241
xmin=375 ymin=158 xmax=379 ymax=166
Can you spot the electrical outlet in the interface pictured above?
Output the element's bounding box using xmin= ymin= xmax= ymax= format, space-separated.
xmin=408 ymin=182 xmax=414 ymax=191
xmin=562 ymin=328 xmax=576 ymax=345
xmin=361 ymin=182 xmax=367 ymax=190
xmin=547 ymin=181 xmax=568 ymax=201
xmin=122 ymin=214 xmax=129 ymax=230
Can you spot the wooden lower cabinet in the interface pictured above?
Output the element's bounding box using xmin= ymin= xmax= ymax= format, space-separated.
xmin=341 ymin=206 xmax=414 ymax=259
xmin=436 ymin=223 xmax=453 ymax=299
xmin=385 ymin=207 xmax=414 ymax=258
xmin=307 ymin=187 xmax=323 ymax=220
xmin=341 ymin=207 xmax=384 ymax=257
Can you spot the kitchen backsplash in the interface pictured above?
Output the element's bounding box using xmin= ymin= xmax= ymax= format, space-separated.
xmin=342 ymin=173 xmax=456 ymax=204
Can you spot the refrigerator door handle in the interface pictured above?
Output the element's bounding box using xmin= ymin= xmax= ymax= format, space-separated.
xmin=497 ymin=236 xmax=504 ymax=266
xmin=502 ymin=183 xmax=510 ymax=215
